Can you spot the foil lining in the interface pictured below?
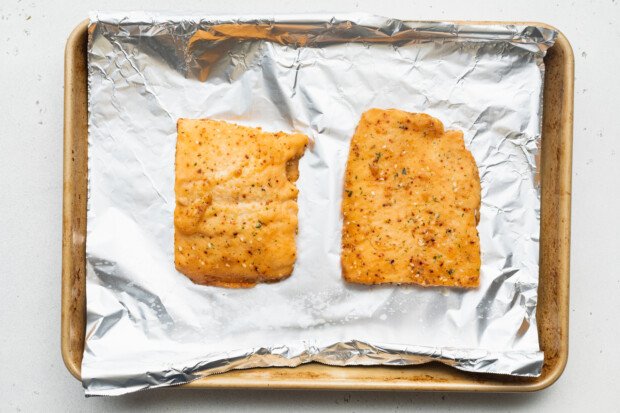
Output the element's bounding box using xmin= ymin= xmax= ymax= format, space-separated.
xmin=84 ymin=12 xmax=555 ymax=396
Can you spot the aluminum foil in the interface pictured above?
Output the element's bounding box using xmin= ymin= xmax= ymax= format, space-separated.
xmin=84 ymin=12 xmax=556 ymax=396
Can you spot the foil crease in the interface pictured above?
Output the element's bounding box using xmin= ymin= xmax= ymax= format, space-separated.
xmin=84 ymin=12 xmax=555 ymax=396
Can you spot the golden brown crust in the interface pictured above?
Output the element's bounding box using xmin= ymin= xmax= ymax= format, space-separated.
xmin=341 ymin=109 xmax=481 ymax=288
xmin=174 ymin=119 xmax=308 ymax=288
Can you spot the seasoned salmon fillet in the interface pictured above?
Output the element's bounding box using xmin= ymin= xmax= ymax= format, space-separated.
xmin=174 ymin=119 xmax=308 ymax=288
xmin=341 ymin=109 xmax=481 ymax=287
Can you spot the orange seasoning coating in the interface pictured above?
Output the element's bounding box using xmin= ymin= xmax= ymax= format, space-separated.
xmin=174 ymin=119 xmax=308 ymax=288
xmin=341 ymin=109 xmax=481 ymax=288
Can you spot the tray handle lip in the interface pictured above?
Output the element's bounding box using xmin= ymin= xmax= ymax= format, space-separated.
xmin=61 ymin=18 xmax=89 ymax=382
xmin=526 ymin=22 xmax=573 ymax=392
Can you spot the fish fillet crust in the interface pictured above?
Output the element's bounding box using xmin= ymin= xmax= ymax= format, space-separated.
xmin=341 ymin=109 xmax=481 ymax=287
xmin=175 ymin=119 xmax=308 ymax=288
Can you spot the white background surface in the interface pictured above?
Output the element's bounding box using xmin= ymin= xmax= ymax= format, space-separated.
xmin=0 ymin=0 xmax=618 ymax=411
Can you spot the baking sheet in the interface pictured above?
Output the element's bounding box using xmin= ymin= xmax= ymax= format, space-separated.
xmin=84 ymin=12 xmax=555 ymax=396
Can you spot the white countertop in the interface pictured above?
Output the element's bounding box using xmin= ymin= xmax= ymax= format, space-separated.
xmin=1 ymin=0 xmax=618 ymax=411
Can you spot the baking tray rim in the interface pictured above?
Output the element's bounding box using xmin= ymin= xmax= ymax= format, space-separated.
xmin=61 ymin=17 xmax=573 ymax=392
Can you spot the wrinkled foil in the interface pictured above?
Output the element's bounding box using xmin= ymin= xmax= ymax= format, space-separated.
xmin=84 ymin=12 xmax=556 ymax=396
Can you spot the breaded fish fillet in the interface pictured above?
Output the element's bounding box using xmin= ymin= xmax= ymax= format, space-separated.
xmin=175 ymin=119 xmax=308 ymax=288
xmin=341 ymin=109 xmax=481 ymax=288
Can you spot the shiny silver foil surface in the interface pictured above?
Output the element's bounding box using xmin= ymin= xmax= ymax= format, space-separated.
xmin=84 ymin=12 xmax=556 ymax=396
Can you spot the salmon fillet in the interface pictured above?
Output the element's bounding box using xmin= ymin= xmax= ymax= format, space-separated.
xmin=174 ymin=119 xmax=308 ymax=288
xmin=341 ymin=109 xmax=481 ymax=287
